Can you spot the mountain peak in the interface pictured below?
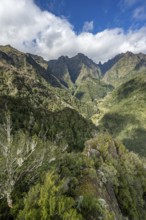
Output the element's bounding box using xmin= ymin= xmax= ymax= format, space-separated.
xmin=76 ymin=53 xmax=86 ymax=57
xmin=0 ymin=44 xmax=12 ymax=49
xmin=0 ymin=44 xmax=24 ymax=56
xmin=48 ymin=52 xmax=101 ymax=88
xmin=124 ymin=51 xmax=134 ymax=56
xmin=103 ymin=51 xmax=146 ymax=87
xmin=58 ymin=55 xmax=69 ymax=61
xmin=75 ymin=53 xmax=92 ymax=62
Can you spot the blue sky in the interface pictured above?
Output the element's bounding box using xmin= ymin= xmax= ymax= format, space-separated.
xmin=34 ymin=0 xmax=146 ymax=32
xmin=0 ymin=0 xmax=146 ymax=63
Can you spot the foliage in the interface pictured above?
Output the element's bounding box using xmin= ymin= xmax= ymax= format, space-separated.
xmin=84 ymin=133 xmax=146 ymax=220
xmin=98 ymin=73 xmax=146 ymax=155
xmin=17 ymin=172 xmax=82 ymax=220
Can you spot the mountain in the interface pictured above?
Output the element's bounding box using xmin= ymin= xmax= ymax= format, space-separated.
xmin=0 ymin=45 xmax=63 ymax=89
xmin=2 ymin=45 xmax=146 ymax=155
xmin=48 ymin=53 xmax=113 ymax=109
xmin=98 ymin=53 xmax=123 ymax=74
xmin=92 ymin=73 xmax=146 ymax=155
xmin=102 ymin=51 xmax=146 ymax=87
xmin=48 ymin=53 xmax=101 ymax=87
xmin=0 ymin=45 xmax=96 ymax=148
xmin=91 ymin=51 xmax=146 ymax=155
xmin=28 ymin=53 xmax=48 ymax=70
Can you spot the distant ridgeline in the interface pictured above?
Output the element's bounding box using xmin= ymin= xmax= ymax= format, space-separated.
xmin=0 ymin=45 xmax=146 ymax=220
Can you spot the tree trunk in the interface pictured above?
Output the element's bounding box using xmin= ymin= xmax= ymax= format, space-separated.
xmin=6 ymin=192 xmax=13 ymax=208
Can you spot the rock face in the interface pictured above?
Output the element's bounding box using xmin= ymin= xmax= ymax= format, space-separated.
xmin=48 ymin=53 xmax=101 ymax=88
xmin=102 ymin=51 xmax=146 ymax=87
xmin=0 ymin=45 xmax=62 ymax=88
xmin=48 ymin=53 xmax=113 ymax=107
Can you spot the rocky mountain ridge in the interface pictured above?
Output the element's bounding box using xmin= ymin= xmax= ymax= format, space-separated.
xmin=48 ymin=53 xmax=101 ymax=87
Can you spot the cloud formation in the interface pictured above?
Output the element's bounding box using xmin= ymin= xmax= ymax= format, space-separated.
xmin=133 ymin=5 xmax=146 ymax=20
xmin=0 ymin=0 xmax=146 ymax=63
xmin=83 ymin=21 xmax=94 ymax=32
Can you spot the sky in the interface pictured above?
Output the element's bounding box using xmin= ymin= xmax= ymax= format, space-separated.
xmin=0 ymin=0 xmax=146 ymax=63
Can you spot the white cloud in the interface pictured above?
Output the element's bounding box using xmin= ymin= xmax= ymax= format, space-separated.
xmin=133 ymin=5 xmax=146 ymax=20
xmin=0 ymin=0 xmax=146 ymax=63
xmin=82 ymin=21 xmax=94 ymax=32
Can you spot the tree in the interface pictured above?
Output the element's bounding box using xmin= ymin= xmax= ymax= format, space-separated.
xmin=0 ymin=111 xmax=45 ymax=207
xmin=17 ymin=172 xmax=82 ymax=220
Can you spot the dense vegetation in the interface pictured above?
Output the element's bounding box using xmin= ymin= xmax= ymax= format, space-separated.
xmin=0 ymin=45 xmax=146 ymax=220
xmin=1 ymin=133 xmax=146 ymax=220
xmin=95 ymin=73 xmax=146 ymax=155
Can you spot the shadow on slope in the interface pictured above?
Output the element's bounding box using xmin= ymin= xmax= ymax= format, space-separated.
xmin=0 ymin=95 xmax=96 ymax=152
xmin=123 ymin=128 xmax=146 ymax=156
xmin=99 ymin=112 xmax=140 ymax=136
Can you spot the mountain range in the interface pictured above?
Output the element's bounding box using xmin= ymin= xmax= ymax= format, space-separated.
xmin=47 ymin=49 xmax=146 ymax=156
xmin=0 ymin=44 xmax=146 ymax=220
